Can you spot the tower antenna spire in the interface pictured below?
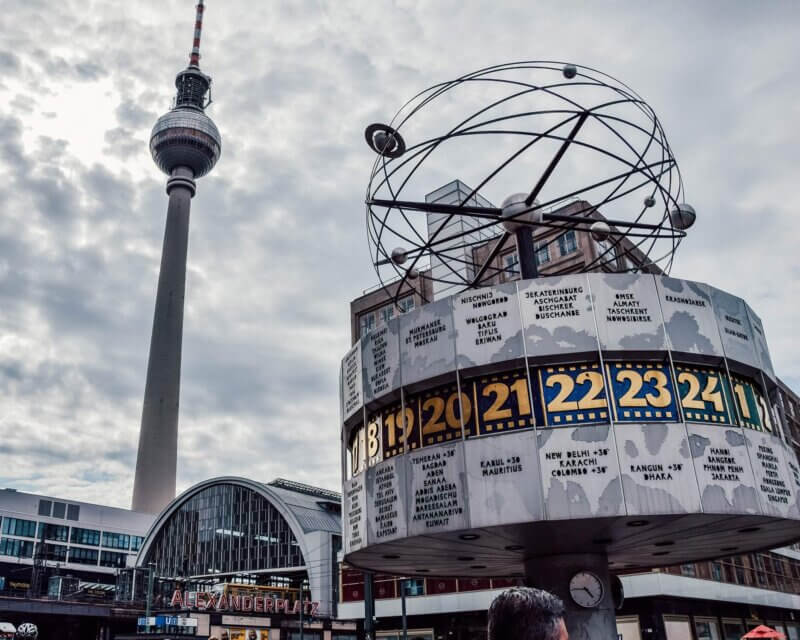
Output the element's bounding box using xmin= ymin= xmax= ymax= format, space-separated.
xmin=134 ymin=0 xmax=221 ymax=515
xmin=189 ymin=0 xmax=205 ymax=68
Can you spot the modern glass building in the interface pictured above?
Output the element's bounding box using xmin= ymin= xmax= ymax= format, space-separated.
xmin=0 ymin=487 xmax=153 ymax=594
xmin=120 ymin=476 xmax=352 ymax=639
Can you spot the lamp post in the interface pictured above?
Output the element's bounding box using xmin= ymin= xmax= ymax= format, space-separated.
xmin=400 ymin=579 xmax=408 ymax=640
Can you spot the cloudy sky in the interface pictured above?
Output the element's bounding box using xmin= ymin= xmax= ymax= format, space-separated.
xmin=1 ymin=0 xmax=798 ymax=509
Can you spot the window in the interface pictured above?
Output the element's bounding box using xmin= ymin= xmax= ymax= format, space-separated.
xmin=1 ymin=518 xmax=37 ymax=538
xmin=0 ymin=538 xmax=33 ymax=558
xmin=663 ymin=615 xmax=692 ymax=640
xmin=680 ymin=563 xmax=696 ymax=577
xmin=535 ymin=242 xmax=550 ymax=266
xmin=52 ymin=502 xmax=66 ymax=519
xmin=616 ymin=616 xmax=642 ymax=640
xmin=595 ymin=238 xmax=616 ymax=262
xmin=503 ymin=252 xmax=519 ymax=280
xmin=558 ymin=230 xmax=577 ymax=256
xmin=71 ymin=527 xmax=101 ymax=546
xmin=403 ymin=578 xmax=425 ymax=596
xmin=68 ymin=547 xmax=98 ymax=565
xmin=359 ymin=313 xmax=376 ymax=337
xmin=695 ymin=618 xmax=721 ymax=640
xmin=397 ymin=296 xmax=415 ymax=313
xmin=44 ymin=543 xmax=68 ymax=562
xmin=722 ymin=620 xmax=745 ymax=640
xmin=102 ymin=532 xmax=130 ymax=550
xmin=67 ymin=504 xmax=80 ymax=521
xmin=38 ymin=523 xmax=69 ymax=542
xmin=38 ymin=500 xmax=52 ymax=516
xmin=130 ymin=536 xmax=144 ymax=552
xmin=100 ymin=550 xmax=128 ymax=568
xmin=377 ymin=303 xmax=394 ymax=325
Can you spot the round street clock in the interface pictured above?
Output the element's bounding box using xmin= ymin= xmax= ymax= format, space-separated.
xmin=569 ymin=571 xmax=604 ymax=608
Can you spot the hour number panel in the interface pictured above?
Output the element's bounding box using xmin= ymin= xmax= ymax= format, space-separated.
xmin=411 ymin=383 xmax=473 ymax=447
xmin=349 ymin=423 xmax=367 ymax=477
xmin=469 ymin=368 xmax=536 ymax=436
xmin=538 ymin=363 xmax=609 ymax=427
xmin=380 ymin=402 xmax=416 ymax=459
xmin=731 ymin=375 xmax=773 ymax=432
xmin=364 ymin=413 xmax=383 ymax=466
xmin=675 ymin=365 xmax=734 ymax=425
xmin=607 ymin=362 xmax=678 ymax=422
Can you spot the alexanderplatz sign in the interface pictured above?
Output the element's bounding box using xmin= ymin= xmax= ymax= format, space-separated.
xmin=170 ymin=589 xmax=320 ymax=615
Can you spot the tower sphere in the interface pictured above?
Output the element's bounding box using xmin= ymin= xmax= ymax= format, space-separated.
xmin=150 ymin=108 xmax=221 ymax=178
xmin=500 ymin=193 xmax=541 ymax=232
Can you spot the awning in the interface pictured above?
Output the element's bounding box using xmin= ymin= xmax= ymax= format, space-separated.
xmin=743 ymin=626 xmax=786 ymax=639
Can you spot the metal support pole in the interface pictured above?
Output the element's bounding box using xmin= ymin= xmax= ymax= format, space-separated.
xmin=400 ymin=579 xmax=408 ymax=640
xmin=364 ymin=572 xmax=375 ymax=640
xmin=145 ymin=562 xmax=155 ymax=621
xmin=299 ymin=582 xmax=305 ymax=640
xmin=524 ymin=553 xmax=616 ymax=640
xmin=515 ymin=226 xmax=538 ymax=279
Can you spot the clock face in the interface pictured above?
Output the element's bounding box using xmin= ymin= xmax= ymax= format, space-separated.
xmin=569 ymin=571 xmax=604 ymax=608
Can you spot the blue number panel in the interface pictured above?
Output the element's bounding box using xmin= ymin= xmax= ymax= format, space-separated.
xmin=606 ymin=361 xmax=679 ymax=423
xmin=537 ymin=363 xmax=610 ymax=427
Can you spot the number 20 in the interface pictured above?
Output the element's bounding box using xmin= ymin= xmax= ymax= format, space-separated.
xmin=422 ymin=392 xmax=471 ymax=435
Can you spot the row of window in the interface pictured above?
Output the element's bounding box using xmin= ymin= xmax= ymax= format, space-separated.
xmin=38 ymin=499 xmax=80 ymax=521
xmin=663 ymin=550 xmax=800 ymax=593
xmin=0 ymin=536 xmax=128 ymax=568
xmin=358 ymin=295 xmax=415 ymax=337
xmin=501 ymin=231 xmax=580 ymax=281
xmin=340 ymin=568 xmax=521 ymax=601
xmin=0 ymin=517 xmax=142 ymax=551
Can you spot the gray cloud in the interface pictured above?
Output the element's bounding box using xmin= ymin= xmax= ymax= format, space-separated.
xmin=0 ymin=0 xmax=799 ymax=508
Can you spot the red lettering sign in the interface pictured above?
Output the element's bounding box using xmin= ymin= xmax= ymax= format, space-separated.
xmin=170 ymin=590 xmax=320 ymax=616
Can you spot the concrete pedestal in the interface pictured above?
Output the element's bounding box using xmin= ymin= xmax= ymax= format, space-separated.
xmin=525 ymin=554 xmax=616 ymax=640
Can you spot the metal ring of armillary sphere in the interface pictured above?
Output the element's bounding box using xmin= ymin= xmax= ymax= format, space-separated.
xmin=364 ymin=61 xmax=696 ymax=307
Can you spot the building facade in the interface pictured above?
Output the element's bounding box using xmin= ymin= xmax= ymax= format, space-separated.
xmin=352 ymin=181 xmax=659 ymax=345
xmin=0 ymin=488 xmax=153 ymax=596
xmin=124 ymin=477 xmax=356 ymax=640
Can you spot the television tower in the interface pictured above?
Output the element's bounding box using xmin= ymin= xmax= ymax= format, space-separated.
xmin=132 ymin=0 xmax=221 ymax=514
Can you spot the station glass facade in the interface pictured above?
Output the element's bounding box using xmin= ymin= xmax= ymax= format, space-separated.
xmin=143 ymin=482 xmax=305 ymax=577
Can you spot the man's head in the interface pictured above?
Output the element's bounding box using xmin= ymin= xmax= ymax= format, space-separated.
xmin=248 ymin=631 xmax=258 ymax=640
xmin=488 ymin=587 xmax=567 ymax=640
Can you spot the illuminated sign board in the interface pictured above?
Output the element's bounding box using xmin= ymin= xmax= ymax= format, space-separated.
xmin=170 ymin=590 xmax=319 ymax=616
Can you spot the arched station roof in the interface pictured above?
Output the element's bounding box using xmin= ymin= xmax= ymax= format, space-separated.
xmin=136 ymin=476 xmax=341 ymax=574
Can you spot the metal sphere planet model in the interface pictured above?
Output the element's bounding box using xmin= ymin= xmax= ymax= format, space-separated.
xmin=343 ymin=61 xmax=800 ymax=640
xmin=364 ymin=61 xmax=693 ymax=306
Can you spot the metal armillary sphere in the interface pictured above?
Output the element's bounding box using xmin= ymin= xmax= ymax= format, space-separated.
xmin=364 ymin=61 xmax=696 ymax=306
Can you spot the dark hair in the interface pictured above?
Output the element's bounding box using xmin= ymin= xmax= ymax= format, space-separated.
xmin=488 ymin=587 xmax=565 ymax=640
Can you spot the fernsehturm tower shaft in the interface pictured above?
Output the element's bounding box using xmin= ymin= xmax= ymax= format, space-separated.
xmin=132 ymin=0 xmax=221 ymax=514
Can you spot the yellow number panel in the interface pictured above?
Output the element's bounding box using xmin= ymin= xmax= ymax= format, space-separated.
xmin=606 ymin=361 xmax=678 ymax=423
xmin=537 ymin=363 xmax=609 ymax=427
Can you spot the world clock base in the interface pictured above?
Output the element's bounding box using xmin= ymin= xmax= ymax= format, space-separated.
xmin=525 ymin=553 xmax=616 ymax=640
